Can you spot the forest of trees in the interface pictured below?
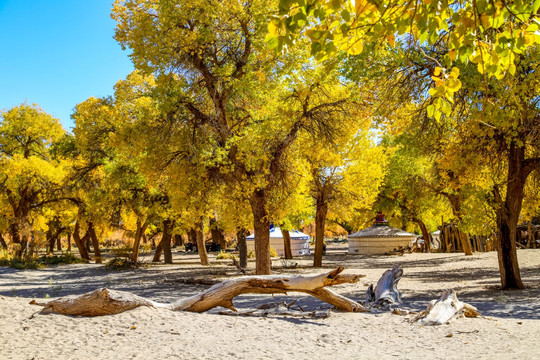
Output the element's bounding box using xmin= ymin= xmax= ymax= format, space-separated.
xmin=0 ymin=1 xmax=538 ymax=289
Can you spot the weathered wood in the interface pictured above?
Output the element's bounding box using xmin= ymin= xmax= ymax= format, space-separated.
xmin=30 ymin=267 xmax=368 ymax=316
xmin=366 ymin=266 xmax=403 ymax=307
xmin=30 ymin=288 xmax=166 ymax=316
xmin=414 ymin=289 xmax=480 ymax=326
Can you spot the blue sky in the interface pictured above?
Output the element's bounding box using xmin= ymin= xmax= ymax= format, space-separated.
xmin=0 ymin=0 xmax=134 ymax=131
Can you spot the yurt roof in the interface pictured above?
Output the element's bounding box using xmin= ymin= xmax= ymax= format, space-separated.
xmin=246 ymin=227 xmax=310 ymax=240
xmin=349 ymin=224 xmax=417 ymax=238
xmin=431 ymin=230 xmax=441 ymax=235
xmin=349 ymin=213 xmax=417 ymax=239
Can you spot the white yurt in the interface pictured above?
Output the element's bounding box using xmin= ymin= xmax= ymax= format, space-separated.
xmin=246 ymin=227 xmax=311 ymax=256
xmin=348 ymin=213 xmax=417 ymax=255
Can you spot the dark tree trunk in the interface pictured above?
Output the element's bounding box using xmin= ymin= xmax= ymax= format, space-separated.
xmin=131 ymin=219 xmax=147 ymax=263
xmin=152 ymin=237 xmax=164 ymax=263
xmin=236 ymin=227 xmax=248 ymax=269
xmin=413 ymin=218 xmax=431 ymax=252
xmin=46 ymin=229 xmax=55 ymax=254
xmin=282 ymin=229 xmax=293 ymax=259
xmin=188 ymin=229 xmax=197 ymax=246
xmin=494 ymin=144 xmax=533 ymax=289
xmin=72 ymin=221 xmax=90 ymax=260
xmin=210 ymin=217 xmax=227 ymax=249
xmin=88 ymin=222 xmax=102 ymax=264
xmin=195 ymin=217 xmax=209 ymax=266
xmin=9 ymin=221 xmax=24 ymax=257
xmin=173 ymin=234 xmax=184 ymax=247
xmin=250 ymin=189 xmax=271 ymax=275
xmin=67 ymin=232 xmax=72 ymax=252
xmin=314 ymin=198 xmax=328 ymax=268
xmin=162 ymin=219 xmax=174 ymax=264
xmin=0 ymin=233 xmax=7 ymax=249
xmin=56 ymin=235 xmax=62 ymax=251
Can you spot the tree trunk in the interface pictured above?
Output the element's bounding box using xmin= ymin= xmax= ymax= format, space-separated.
xmin=314 ymin=198 xmax=328 ymax=267
xmin=210 ymin=217 xmax=227 ymax=249
xmin=56 ymin=235 xmax=62 ymax=251
xmin=413 ymin=218 xmax=431 ymax=252
xmin=236 ymin=228 xmax=248 ymax=269
xmin=174 ymin=234 xmax=184 ymax=247
xmin=494 ymin=144 xmax=529 ymax=289
xmin=67 ymin=232 xmax=72 ymax=252
xmin=46 ymin=228 xmax=55 ymax=254
xmin=152 ymin=237 xmax=164 ymax=263
xmin=188 ymin=229 xmax=197 ymax=246
xmin=0 ymin=233 xmax=7 ymax=249
xmin=195 ymin=218 xmax=209 ymax=266
xmin=250 ymin=189 xmax=271 ymax=275
xmin=282 ymin=229 xmax=293 ymax=260
xmin=9 ymin=221 xmax=24 ymax=257
xmin=131 ymin=219 xmax=148 ymax=263
xmin=459 ymin=231 xmax=473 ymax=256
xmin=162 ymin=219 xmax=174 ymax=264
xmin=88 ymin=222 xmax=102 ymax=264
xmin=72 ymin=221 xmax=90 ymax=260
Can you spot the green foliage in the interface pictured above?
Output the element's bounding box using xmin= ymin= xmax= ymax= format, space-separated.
xmin=215 ymin=251 xmax=233 ymax=260
xmin=39 ymin=252 xmax=84 ymax=266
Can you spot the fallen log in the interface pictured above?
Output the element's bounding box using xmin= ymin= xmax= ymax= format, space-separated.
xmin=30 ymin=267 xmax=368 ymax=316
xmin=414 ymin=289 xmax=480 ymax=325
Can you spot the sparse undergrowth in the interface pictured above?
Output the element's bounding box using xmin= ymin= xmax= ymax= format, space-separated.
xmin=0 ymin=250 xmax=85 ymax=269
xmin=106 ymin=256 xmax=145 ymax=270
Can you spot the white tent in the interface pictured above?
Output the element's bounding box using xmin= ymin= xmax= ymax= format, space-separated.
xmin=246 ymin=227 xmax=311 ymax=256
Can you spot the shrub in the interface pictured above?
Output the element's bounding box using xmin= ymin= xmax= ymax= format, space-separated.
xmin=0 ymin=249 xmax=42 ymax=269
xmin=40 ymin=252 xmax=84 ymax=265
xmin=270 ymin=247 xmax=278 ymax=258
xmin=106 ymin=256 xmax=142 ymax=270
xmin=216 ymin=251 xmax=233 ymax=260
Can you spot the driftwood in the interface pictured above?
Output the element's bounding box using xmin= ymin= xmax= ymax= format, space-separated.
xmin=30 ymin=267 xmax=368 ymax=316
xmin=414 ymin=289 xmax=480 ymax=325
xmin=30 ymin=288 xmax=166 ymax=316
xmin=366 ymin=265 xmax=403 ymax=308
xmin=218 ymin=300 xmax=331 ymax=319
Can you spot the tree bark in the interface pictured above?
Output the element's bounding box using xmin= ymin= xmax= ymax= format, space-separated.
xmin=131 ymin=219 xmax=147 ymax=263
xmin=72 ymin=221 xmax=90 ymax=260
xmin=162 ymin=219 xmax=174 ymax=264
xmin=0 ymin=233 xmax=7 ymax=249
xmin=152 ymin=237 xmax=164 ymax=263
xmin=196 ymin=217 xmax=209 ymax=266
xmin=210 ymin=217 xmax=227 ymax=249
xmin=413 ymin=218 xmax=431 ymax=252
xmin=459 ymin=231 xmax=473 ymax=256
xmin=88 ymin=222 xmax=102 ymax=264
xmin=32 ymin=267 xmax=368 ymax=316
xmin=56 ymin=235 xmax=62 ymax=251
xmin=494 ymin=144 xmax=530 ymax=289
xmin=314 ymin=198 xmax=328 ymax=267
xmin=236 ymin=227 xmax=248 ymax=269
xmin=282 ymin=229 xmax=293 ymax=260
xmin=173 ymin=234 xmax=184 ymax=247
xmin=67 ymin=232 xmax=72 ymax=252
xmin=250 ymin=189 xmax=271 ymax=275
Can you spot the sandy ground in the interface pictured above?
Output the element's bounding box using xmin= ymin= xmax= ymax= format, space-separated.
xmin=0 ymin=248 xmax=539 ymax=360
